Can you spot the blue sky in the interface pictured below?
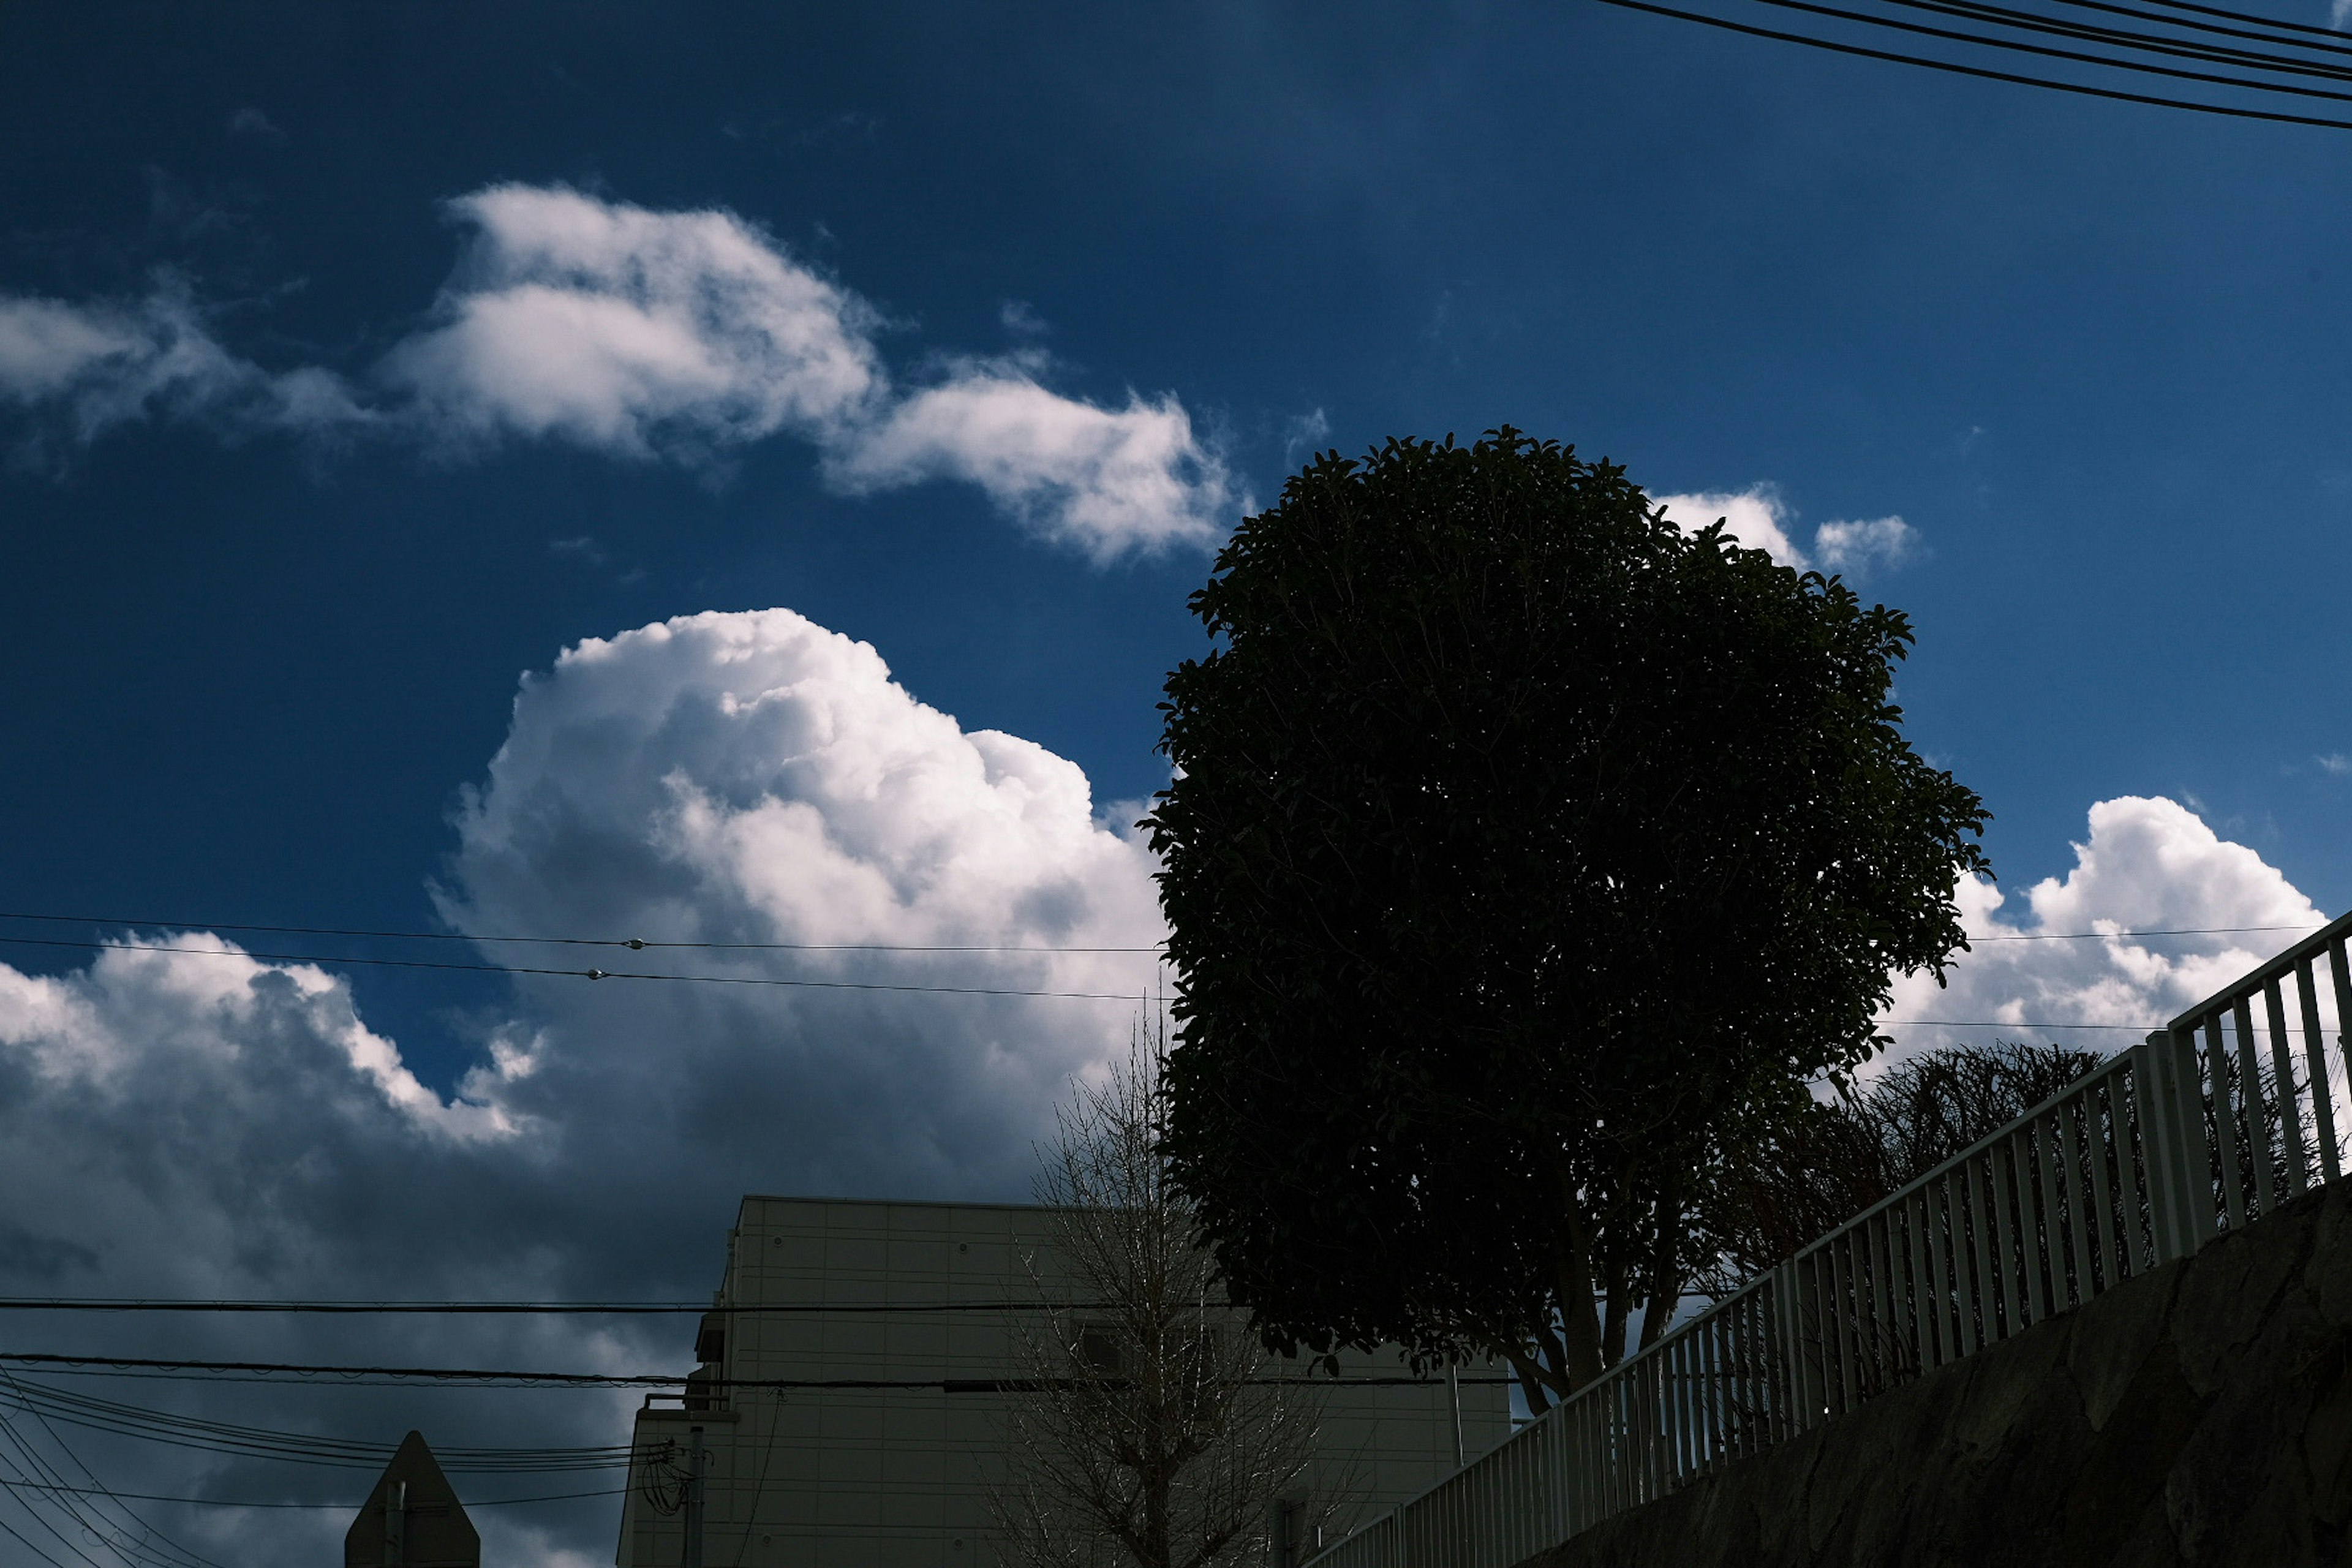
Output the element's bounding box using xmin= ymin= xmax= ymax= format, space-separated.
xmin=4 ymin=2 xmax=2352 ymax=1561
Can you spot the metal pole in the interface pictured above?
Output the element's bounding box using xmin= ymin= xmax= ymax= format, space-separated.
xmin=383 ymin=1478 xmax=405 ymax=1567
xmin=1448 ymin=1364 xmax=1465 ymax=1468
xmin=684 ymin=1424 xmax=704 ymax=1568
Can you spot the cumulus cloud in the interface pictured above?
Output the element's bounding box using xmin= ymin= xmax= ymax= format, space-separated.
xmin=0 ymin=606 xmax=1163 ymax=1564
xmin=1653 ymin=486 xmax=1917 ymax=576
xmin=0 ymin=284 xmax=364 ymax=450
xmin=0 ymin=184 xmax=1231 ymax=556
xmin=1879 ymin=795 xmax=2329 ymax=1063
xmin=438 ymin=605 xmax=1166 ymax=1197
xmin=4 ymin=614 xmax=2325 ymax=1563
xmin=383 ymin=184 xmax=885 ymax=457
xmin=830 ymin=373 xmax=1227 ymax=557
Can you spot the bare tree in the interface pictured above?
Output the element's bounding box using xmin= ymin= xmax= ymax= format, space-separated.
xmin=1691 ymin=1041 xmax=2104 ymax=1294
xmin=990 ymin=1023 xmax=1332 ymax=1568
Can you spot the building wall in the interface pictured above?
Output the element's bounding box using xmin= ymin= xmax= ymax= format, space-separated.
xmin=618 ymin=1196 xmax=1513 ymax=1568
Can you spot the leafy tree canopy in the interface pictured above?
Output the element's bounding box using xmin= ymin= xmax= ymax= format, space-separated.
xmin=1146 ymin=430 xmax=1991 ymax=1404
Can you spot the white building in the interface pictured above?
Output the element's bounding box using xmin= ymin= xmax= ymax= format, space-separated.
xmin=616 ymin=1195 xmax=1510 ymax=1568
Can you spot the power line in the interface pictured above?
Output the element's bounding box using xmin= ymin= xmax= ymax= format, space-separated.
xmin=0 ymin=911 xmax=1158 ymax=955
xmin=0 ymin=1373 xmax=224 ymax=1568
xmin=1588 ymin=0 xmax=2352 ymax=129
xmin=0 ymin=907 xmax=2315 ymax=959
xmin=0 ymin=1300 xmax=1113 ymax=1315
xmin=2043 ymin=0 xmax=2352 ymax=57
xmin=0 ymin=1481 xmax=623 ymax=1510
xmin=0 ymin=1354 xmax=1504 ymax=1391
xmin=0 ymin=1381 xmax=631 ymax=1472
xmin=1887 ymin=1018 xmax=2150 ymax=1028
xmin=1734 ymin=0 xmax=2352 ymax=99
xmin=0 ymin=935 xmax=1157 ymax=1003
xmin=1968 ymin=923 xmax=2324 ymax=940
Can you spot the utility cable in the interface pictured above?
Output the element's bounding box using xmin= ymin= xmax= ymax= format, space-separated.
xmin=0 ymin=1353 xmax=1510 ymax=1390
xmin=2040 ymin=0 xmax=2352 ymax=56
xmin=1 ymin=906 xmax=2314 ymax=951
xmin=0 ymin=1299 xmax=1115 ymax=1315
xmin=1849 ymin=0 xmax=2352 ymax=80
xmin=1721 ymin=0 xmax=2352 ymax=104
xmin=0 ymin=935 xmax=1156 ymax=1002
xmin=0 ymin=1372 xmax=221 ymax=1568
xmin=0 ymin=907 xmax=2316 ymax=953
xmin=2109 ymin=0 xmax=2352 ymax=42
xmin=0 ymin=1381 xmax=631 ymax=1472
xmin=1588 ymin=0 xmax=2352 ymax=129
xmin=1967 ymin=923 xmax=2323 ymax=940
xmin=0 ymin=1480 xmax=624 ymax=1510
xmin=0 ymin=911 xmax=1157 ymax=954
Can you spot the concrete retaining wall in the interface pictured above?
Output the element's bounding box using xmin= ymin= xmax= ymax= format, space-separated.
xmin=1528 ymin=1180 xmax=2352 ymax=1568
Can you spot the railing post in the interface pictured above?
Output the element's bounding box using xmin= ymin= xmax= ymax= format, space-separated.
xmin=2173 ymin=1026 xmax=2217 ymax=1249
xmin=1776 ymin=1256 xmax=1822 ymax=1433
xmin=2138 ymin=1028 xmax=2215 ymax=1262
xmin=2135 ymin=1033 xmax=2184 ymax=1264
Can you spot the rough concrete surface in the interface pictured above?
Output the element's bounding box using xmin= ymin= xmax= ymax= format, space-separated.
xmin=1528 ymin=1181 xmax=2352 ymax=1568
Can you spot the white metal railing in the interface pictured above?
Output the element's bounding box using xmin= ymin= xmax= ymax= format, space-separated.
xmin=1304 ymin=909 xmax=2352 ymax=1568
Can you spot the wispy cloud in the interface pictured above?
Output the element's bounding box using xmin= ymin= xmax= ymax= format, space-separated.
xmin=0 ymin=185 xmax=1235 ymax=559
xmin=0 ymin=282 xmax=367 ymax=454
xmin=1813 ymin=515 xmax=1917 ymax=573
xmin=2319 ymin=753 xmax=2351 ymax=775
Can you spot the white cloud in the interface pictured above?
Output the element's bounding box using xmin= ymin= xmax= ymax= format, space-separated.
xmin=0 ymin=285 xmax=365 ymax=448
xmin=385 ymin=186 xmax=1231 ymax=553
xmin=1812 ymin=514 xmax=1916 ymax=573
xmin=0 ymin=186 xmax=1231 ymax=557
xmin=1879 ymin=795 xmax=2329 ymax=1062
xmin=1653 ymin=486 xmax=1809 ymax=567
xmin=830 ymin=372 xmax=1229 ymax=557
xmin=383 ymin=184 xmax=885 ymax=458
xmin=2318 ymin=753 xmax=2351 ymax=775
xmin=0 ymin=607 xmax=1164 ymax=1564
xmin=0 ymin=618 xmax=2332 ymax=1561
xmin=440 ymin=608 xmax=1167 ymax=1202
xmin=1653 ymin=486 xmax=1917 ymax=577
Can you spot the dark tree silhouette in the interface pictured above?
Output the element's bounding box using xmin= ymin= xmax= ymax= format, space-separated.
xmin=1147 ymin=430 xmax=1990 ymax=1408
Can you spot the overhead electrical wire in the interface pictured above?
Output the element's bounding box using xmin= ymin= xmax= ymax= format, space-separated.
xmin=0 ymin=1373 xmax=224 ymax=1568
xmin=0 ymin=909 xmax=2318 ymax=1031
xmin=0 ymin=907 xmax=2316 ymax=954
xmin=0 ymin=1299 xmax=1114 ymax=1314
xmin=2130 ymin=0 xmax=2352 ymax=38
xmin=1966 ymin=924 xmax=2324 ymax=940
xmin=0 ymin=1353 xmax=1506 ymax=1392
xmin=0 ymin=935 xmax=1156 ymax=1003
xmin=2040 ymin=0 xmax=2352 ymax=55
xmin=0 ymin=911 xmax=1157 ymax=954
xmin=0 ymin=1380 xmax=631 ymax=1474
xmin=0 ymin=1480 xmax=624 ymax=1510
xmin=1725 ymin=0 xmax=2352 ymax=99
xmin=1586 ymin=0 xmax=2352 ymax=130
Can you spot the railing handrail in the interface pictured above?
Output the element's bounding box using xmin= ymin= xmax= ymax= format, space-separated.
xmin=2166 ymin=908 xmax=2352 ymax=1033
xmin=1790 ymin=1049 xmax=2132 ymax=1268
xmin=1303 ymin=908 xmax=2352 ymax=1568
